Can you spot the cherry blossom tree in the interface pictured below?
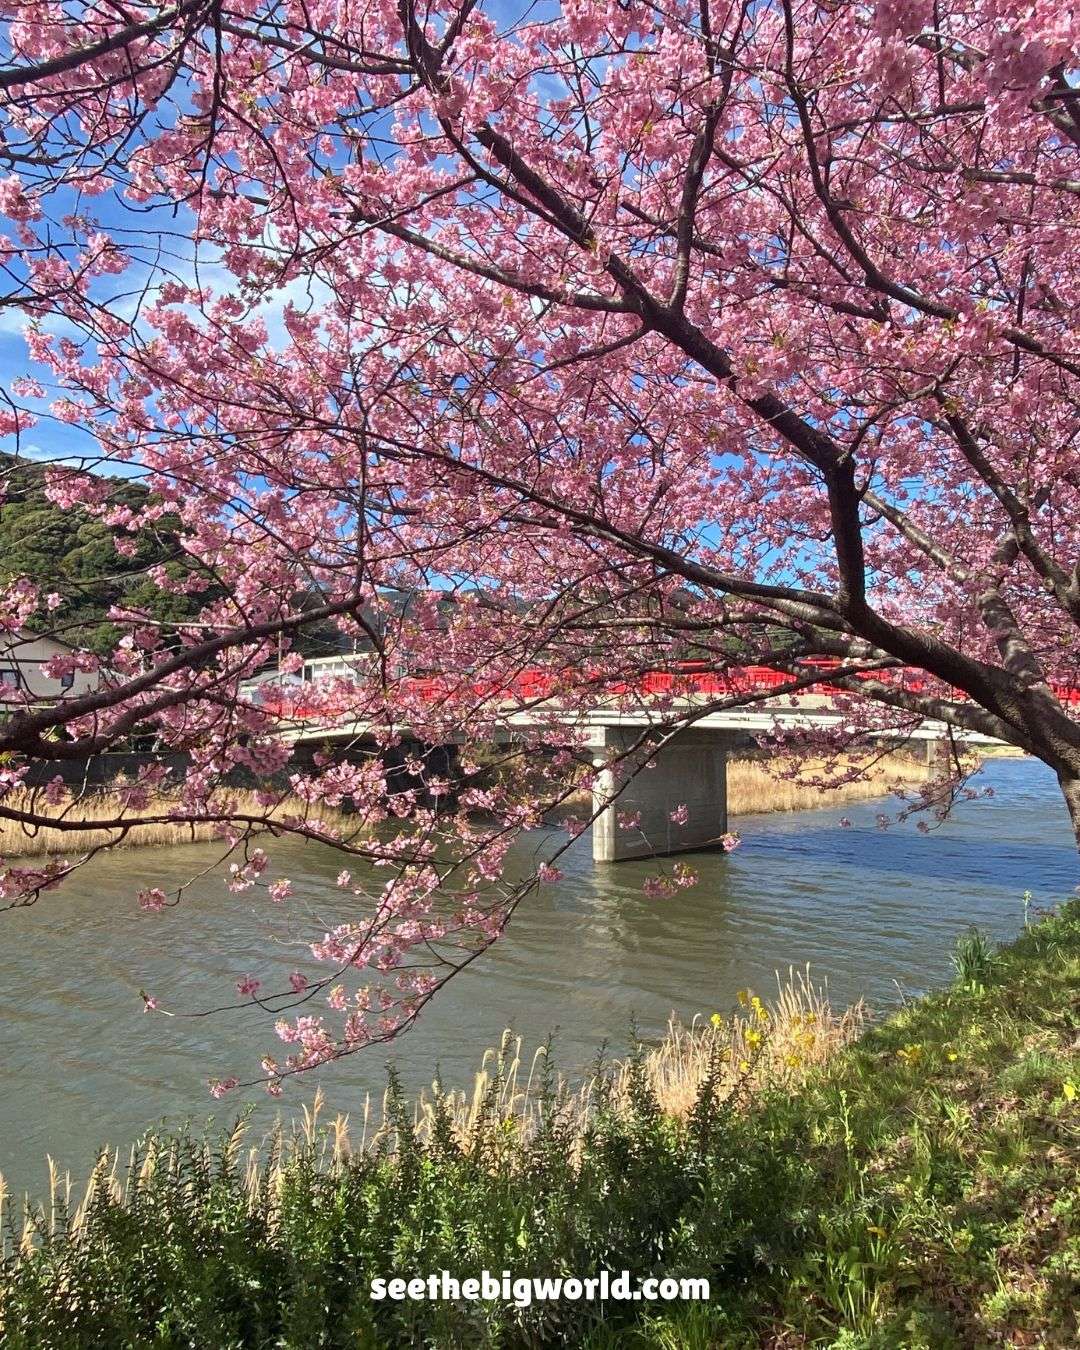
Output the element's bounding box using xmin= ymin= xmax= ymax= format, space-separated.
xmin=0 ymin=0 xmax=1076 ymax=1087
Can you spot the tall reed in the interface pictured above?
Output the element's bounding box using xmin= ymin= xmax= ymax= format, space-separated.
xmin=0 ymin=967 xmax=865 ymax=1256
xmin=406 ymin=966 xmax=866 ymax=1157
xmin=0 ymin=788 xmax=363 ymax=859
xmin=724 ymin=751 xmax=934 ymax=816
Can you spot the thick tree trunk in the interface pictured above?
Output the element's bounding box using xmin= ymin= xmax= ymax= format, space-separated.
xmin=1056 ymin=769 xmax=1080 ymax=851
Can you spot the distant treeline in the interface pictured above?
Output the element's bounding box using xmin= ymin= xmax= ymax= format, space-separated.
xmin=0 ymin=453 xmax=212 ymax=654
xmin=0 ymin=456 xmax=345 ymax=659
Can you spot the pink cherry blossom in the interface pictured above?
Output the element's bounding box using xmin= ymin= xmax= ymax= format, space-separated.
xmin=0 ymin=0 xmax=1075 ymax=1093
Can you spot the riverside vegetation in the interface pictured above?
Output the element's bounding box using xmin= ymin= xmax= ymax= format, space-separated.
xmin=0 ymin=752 xmax=935 ymax=859
xmin=723 ymin=751 xmax=934 ymax=818
xmin=1 ymin=901 xmax=1077 ymax=1347
xmin=0 ymin=788 xmax=365 ymax=859
xmin=540 ymin=748 xmax=937 ymax=837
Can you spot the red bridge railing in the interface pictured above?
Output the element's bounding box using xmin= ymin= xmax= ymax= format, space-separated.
xmin=254 ymin=659 xmax=1080 ymax=720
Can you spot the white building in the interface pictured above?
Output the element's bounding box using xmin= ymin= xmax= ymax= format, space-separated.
xmin=0 ymin=629 xmax=98 ymax=702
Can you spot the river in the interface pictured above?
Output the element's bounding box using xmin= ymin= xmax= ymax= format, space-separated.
xmin=1 ymin=757 xmax=1075 ymax=1198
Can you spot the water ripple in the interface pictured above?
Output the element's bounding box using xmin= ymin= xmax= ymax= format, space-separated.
xmin=0 ymin=759 xmax=1074 ymax=1195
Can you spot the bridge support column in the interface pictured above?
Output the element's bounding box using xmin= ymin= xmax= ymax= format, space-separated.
xmin=924 ymin=736 xmax=950 ymax=769
xmin=591 ymin=726 xmax=729 ymax=863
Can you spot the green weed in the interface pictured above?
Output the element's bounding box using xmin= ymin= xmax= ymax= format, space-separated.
xmin=2 ymin=901 xmax=1078 ymax=1348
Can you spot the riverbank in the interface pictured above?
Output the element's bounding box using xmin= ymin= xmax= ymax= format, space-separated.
xmin=725 ymin=749 xmax=935 ymax=815
xmin=3 ymin=900 xmax=1076 ymax=1347
xmin=550 ymin=749 xmax=937 ymax=822
xmin=0 ymin=750 xmax=934 ymax=859
xmin=0 ymin=788 xmax=364 ymax=859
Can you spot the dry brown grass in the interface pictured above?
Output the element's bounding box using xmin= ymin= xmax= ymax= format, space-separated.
xmin=1 ymin=750 xmax=934 ymax=858
xmin=554 ymin=749 xmax=938 ymax=822
xmin=0 ymin=788 xmax=362 ymax=859
xmin=335 ymin=967 xmax=867 ymax=1162
xmin=1 ymin=969 xmax=866 ymax=1241
xmin=725 ymin=750 xmax=934 ymax=816
xmin=598 ymin=966 xmax=867 ymax=1119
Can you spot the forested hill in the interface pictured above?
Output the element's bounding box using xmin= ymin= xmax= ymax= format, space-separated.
xmin=0 ymin=454 xmax=210 ymax=653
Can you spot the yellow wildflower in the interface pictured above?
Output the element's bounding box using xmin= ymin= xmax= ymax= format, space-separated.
xmin=710 ymin=1012 xmax=723 ymax=1029
xmin=736 ymin=988 xmax=750 ymax=1007
xmin=1064 ymin=1080 xmax=1077 ymax=1103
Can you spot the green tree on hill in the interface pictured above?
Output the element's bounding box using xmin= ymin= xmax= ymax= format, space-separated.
xmin=0 ymin=455 xmax=211 ymax=653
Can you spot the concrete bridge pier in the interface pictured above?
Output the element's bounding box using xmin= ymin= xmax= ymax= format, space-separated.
xmin=591 ymin=725 xmax=731 ymax=863
xmin=922 ymin=736 xmax=952 ymax=769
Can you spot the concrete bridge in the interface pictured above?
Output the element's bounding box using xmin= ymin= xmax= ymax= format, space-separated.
xmin=519 ymin=705 xmax=996 ymax=862
xmin=247 ymin=659 xmax=1025 ymax=863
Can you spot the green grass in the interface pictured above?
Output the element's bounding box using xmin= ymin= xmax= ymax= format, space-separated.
xmin=2 ymin=903 xmax=1078 ymax=1348
xmin=636 ymin=901 xmax=1080 ymax=1348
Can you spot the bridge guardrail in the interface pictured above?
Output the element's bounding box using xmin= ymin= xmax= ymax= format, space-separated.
xmin=244 ymin=662 xmax=1080 ymax=723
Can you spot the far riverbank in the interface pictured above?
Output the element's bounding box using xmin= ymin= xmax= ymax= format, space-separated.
xmin=1 ymin=750 xmax=937 ymax=859
xmin=552 ymin=748 xmax=937 ymax=823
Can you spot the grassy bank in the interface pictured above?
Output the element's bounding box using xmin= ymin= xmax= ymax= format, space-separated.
xmin=549 ymin=750 xmax=937 ymax=825
xmin=724 ymin=750 xmax=934 ymax=816
xmin=0 ymin=788 xmax=364 ymax=859
xmin=545 ymin=745 xmax=939 ymax=826
xmin=3 ymin=751 xmax=934 ymax=859
xmin=1 ymin=904 xmax=1077 ymax=1348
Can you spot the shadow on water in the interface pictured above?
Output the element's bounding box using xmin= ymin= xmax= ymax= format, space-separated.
xmin=0 ymin=757 xmax=1074 ymax=1196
